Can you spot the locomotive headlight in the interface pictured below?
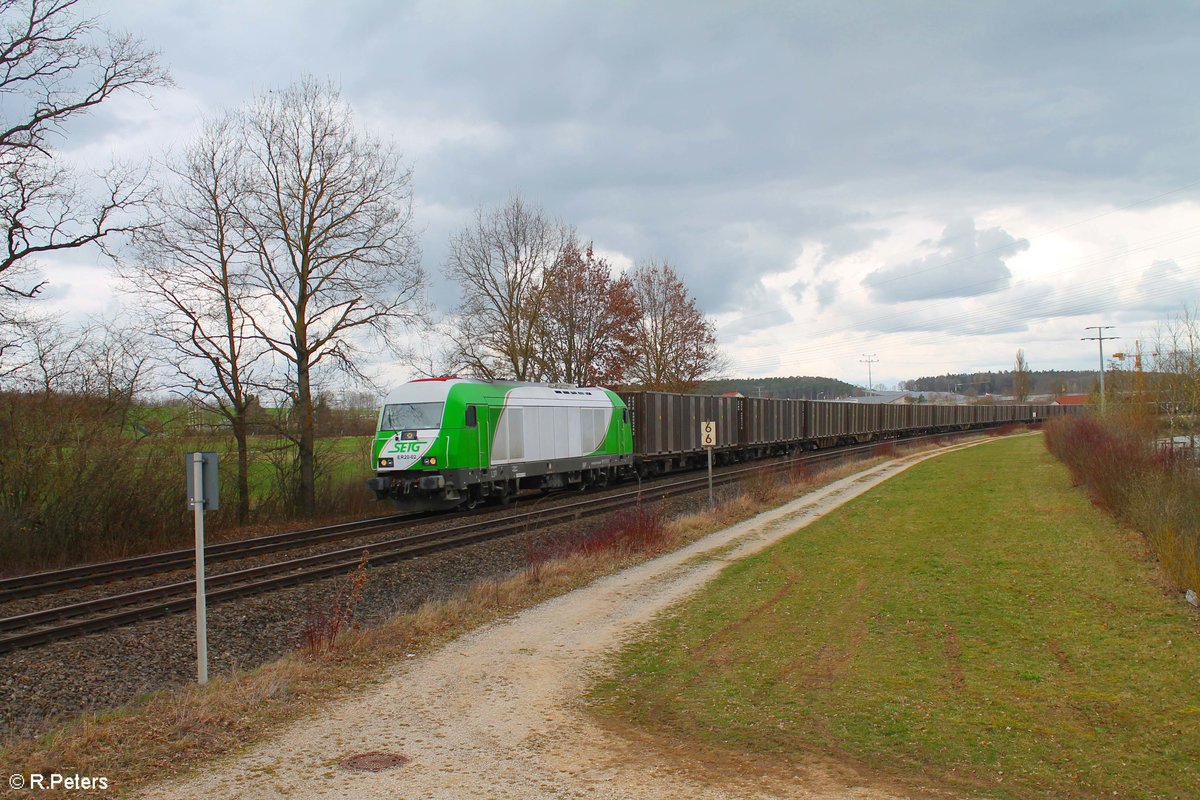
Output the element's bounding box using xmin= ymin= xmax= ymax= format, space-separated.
xmin=378 ymin=457 xmax=394 ymax=468
xmin=421 ymin=456 xmax=438 ymax=466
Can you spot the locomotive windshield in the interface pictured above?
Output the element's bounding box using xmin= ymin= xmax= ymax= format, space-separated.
xmin=380 ymin=402 xmax=444 ymax=430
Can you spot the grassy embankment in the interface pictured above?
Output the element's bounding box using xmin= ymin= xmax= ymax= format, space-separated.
xmin=590 ymin=435 xmax=1200 ymax=800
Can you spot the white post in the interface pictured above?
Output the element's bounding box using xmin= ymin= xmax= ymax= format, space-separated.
xmin=707 ymin=445 xmax=714 ymax=507
xmin=192 ymin=452 xmax=208 ymax=685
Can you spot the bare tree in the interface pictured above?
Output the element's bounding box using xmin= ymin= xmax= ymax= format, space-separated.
xmin=1013 ymin=348 xmax=1031 ymax=402
xmin=628 ymin=259 xmax=722 ymax=392
xmin=75 ymin=319 xmax=155 ymax=423
xmin=0 ymin=307 xmax=84 ymax=391
xmin=444 ymin=194 xmax=570 ymax=381
xmin=4 ymin=311 xmax=153 ymax=408
xmin=0 ymin=301 xmax=32 ymax=382
xmin=1150 ymin=307 xmax=1200 ymax=444
xmin=0 ymin=0 xmax=169 ymax=300
xmin=241 ymin=77 xmax=424 ymax=515
xmin=126 ymin=115 xmax=264 ymax=522
xmin=536 ymin=239 xmax=638 ymax=386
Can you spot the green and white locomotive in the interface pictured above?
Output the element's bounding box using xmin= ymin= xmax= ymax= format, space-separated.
xmin=367 ymin=378 xmax=635 ymax=511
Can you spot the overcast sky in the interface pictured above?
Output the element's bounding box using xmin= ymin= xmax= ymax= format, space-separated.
xmin=34 ymin=0 xmax=1200 ymax=389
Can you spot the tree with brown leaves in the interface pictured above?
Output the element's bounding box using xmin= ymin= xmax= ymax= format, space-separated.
xmin=628 ymin=259 xmax=722 ymax=392
xmin=537 ymin=240 xmax=638 ymax=386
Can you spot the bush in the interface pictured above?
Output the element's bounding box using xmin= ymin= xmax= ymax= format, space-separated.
xmin=0 ymin=391 xmax=376 ymax=574
xmin=739 ymin=466 xmax=786 ymax=504
xmin=0 ymin=392 xmax=189 ymax=571
xmin=1044 ymin=415 xmax=1200 ymax=593
xmin=556 ymin=505 xmax=670 ymax=560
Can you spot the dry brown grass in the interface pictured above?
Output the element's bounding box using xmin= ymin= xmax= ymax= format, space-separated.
xmin=0 ymin=437 xmax=956 ymax=799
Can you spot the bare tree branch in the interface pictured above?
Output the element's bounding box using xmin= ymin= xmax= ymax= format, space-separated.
xmin=0 ymin=0 xmax=169 ymax=303
xmin=123 ymin=114 xmax=266 ymax=522
xmin=443 ymin=194 xmax=570 ymax=381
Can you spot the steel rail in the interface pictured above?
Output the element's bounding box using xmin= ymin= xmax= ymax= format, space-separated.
xmin=0 ymin=435 xmax=935 ymax=654
xmin=0 ymin=427 xmax=1012 ymax=654
xmin=0 ymin=512 xmax=420 ymax=602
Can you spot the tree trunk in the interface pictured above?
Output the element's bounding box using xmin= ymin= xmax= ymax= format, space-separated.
xmin=232 ymin=413 xmax=251 ymax=524
xmin=296 ymin=360 xmax=316 ymax=516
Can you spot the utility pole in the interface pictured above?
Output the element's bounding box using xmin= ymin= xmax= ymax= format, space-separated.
xmin=1082 ymin=326 xmax=1116 ymax=413
xmin=860 ymin=354 xmax=878 ymax=393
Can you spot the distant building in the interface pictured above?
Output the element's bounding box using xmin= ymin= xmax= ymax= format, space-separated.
xmin=1051 ymin=393 xmax=1089 ymax=407
xmin=848 ymin=390 xmax=971 ymax=405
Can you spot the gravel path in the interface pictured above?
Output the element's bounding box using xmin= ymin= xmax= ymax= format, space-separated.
xmin=139 ymin=443 xmax=987 ymax=800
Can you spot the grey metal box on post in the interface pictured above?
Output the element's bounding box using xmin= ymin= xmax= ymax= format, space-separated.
xmin=185 ymin=451 xmax=220 ymax=510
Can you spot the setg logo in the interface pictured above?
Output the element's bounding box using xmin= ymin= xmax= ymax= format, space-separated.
xmin=381 ymin=434 xmax=434 ymax=470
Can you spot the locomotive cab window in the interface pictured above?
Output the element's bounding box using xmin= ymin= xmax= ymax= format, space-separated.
xmin=380 ymin=402 xmax=444 ymax=430
xmin=464 ymin=405 xmax=478 ymax=428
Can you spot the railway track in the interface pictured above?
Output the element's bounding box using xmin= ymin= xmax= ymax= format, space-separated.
xmin=0 ymin=431 xmax=981 ymax=655
xmin=0 ymin=512 xmax=424 ymax=603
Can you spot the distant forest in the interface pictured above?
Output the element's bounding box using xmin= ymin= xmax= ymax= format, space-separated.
xmin=900 ymin=370 xmax=1098 ymax=396
xmin=695 ymin=376 xmax=859 ymax=399
xmin=694 ymin=370 xmax=1100 ymax=399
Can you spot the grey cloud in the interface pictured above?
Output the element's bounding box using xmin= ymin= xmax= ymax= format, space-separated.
xmin=71 ymin=1 xmax=1200 ymax=380
xmin=1136 ymin=260 xmax=1197 ymax=314
xmin=820 ymin=228 xmax=889 ymax=265
xmin=863 ymin=220 xmax=1029 ymax=303
xmin=815 ymin=280 xmax=839 ymax=310
xmin=725 ymin=284 xmax=794 ymax=337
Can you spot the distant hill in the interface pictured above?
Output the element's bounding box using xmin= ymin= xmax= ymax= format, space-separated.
xmin=900 ymin=370 xmax=1097 ymax=396
xmin=694 ymin=375 xmax=859 ymax=399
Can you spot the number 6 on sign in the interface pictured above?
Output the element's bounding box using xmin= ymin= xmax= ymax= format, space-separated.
xmin=701 ymin=420 xmax=716 ymax=506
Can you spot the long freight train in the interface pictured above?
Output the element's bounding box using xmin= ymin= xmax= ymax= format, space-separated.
xmin=366 ymin=377 xmax=1080 ymax=511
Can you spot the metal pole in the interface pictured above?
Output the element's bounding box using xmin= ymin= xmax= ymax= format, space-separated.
xmin=707 ymin=446 xmax=713 ymax=506
xmin=860 ymin=354 xmax=877 ymax=393
xmin=1082 ymin=326 xmax=1115 ymax=414
xmin=192 ymin=452 xmax=208 ymax=685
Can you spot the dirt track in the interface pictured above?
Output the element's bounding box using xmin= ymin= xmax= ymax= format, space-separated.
xmin=139 ymin=443 xmax=988 ymax=800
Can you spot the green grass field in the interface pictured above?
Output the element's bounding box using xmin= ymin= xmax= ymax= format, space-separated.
xmin=590 ymin=435 xmax=1200 ymax=799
